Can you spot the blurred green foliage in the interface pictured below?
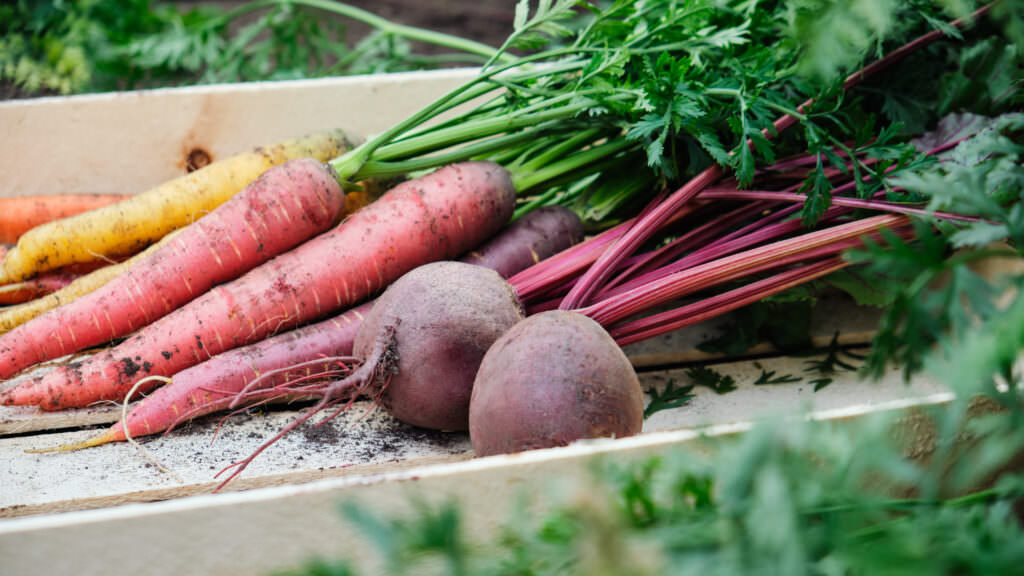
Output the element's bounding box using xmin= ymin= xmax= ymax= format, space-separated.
xmin=0 ymin=0 xmax=462 ymax=97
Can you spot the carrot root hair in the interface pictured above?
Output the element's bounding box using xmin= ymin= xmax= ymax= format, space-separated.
xmin=213 ymin=325 xmax=400 ymax=491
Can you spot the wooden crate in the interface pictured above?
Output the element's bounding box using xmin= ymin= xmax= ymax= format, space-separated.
xmin=0 ymin=70 xmax=967 ymax=576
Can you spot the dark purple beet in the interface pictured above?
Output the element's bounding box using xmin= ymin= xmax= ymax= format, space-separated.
xmin=351 ymin=261 xmax=525 ymax=431
xmin=469 ymin=310 xmax=643 ymax=456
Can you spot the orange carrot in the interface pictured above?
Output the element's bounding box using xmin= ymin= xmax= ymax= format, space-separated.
xmin=0 ymin=158 xmax=346 ymax=381
xmin=0 ymin=194 xmax=128 ymax=244
xmin=1 ymin=161 xmax=515 ymax=410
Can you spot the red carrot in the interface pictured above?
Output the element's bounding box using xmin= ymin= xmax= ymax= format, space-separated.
xmin=0 ymin=273 xmax=79 ymax=306
xmin=1 ymin=161 xmax=515 ymax=410
xmin=0 ymin=158 xmax=347 ymax=380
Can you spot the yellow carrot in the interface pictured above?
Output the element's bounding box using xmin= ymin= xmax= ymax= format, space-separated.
xmin=0 ymin=130 xmax=350 ymax=283
xmin=0 ymin=231 xmax=179 ymax=334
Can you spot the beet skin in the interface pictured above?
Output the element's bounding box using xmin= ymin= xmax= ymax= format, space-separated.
xmin=469 ymin=310 xmax=643 ymax=456
xmin=355 ymin=261 xmax=525 ymax=431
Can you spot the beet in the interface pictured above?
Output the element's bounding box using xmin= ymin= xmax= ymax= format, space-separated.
xmin=352 ymin=260 xmax=525 ymax=430
xmin=468 ymin=310 xmax=643 ymax=456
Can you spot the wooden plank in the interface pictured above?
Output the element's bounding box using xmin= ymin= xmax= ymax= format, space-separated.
xmin=0 ymin=350 xmax=947 ymax=519
xmin=0 ymin=386 xmax=970 ymax=576
xmin=0 ymin=70 xmax=478 ymax=198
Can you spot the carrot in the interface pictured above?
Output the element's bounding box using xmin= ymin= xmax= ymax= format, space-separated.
xmin=0 ymin=194 xmax=128 ymax=244
xmin=0 ymin=158 xmax=347 ymax=381
xmin=51 ymin=302 xmax=377 ymax=450
xmin=0 ymin=233 xmax=175 ymax=333
xmin=0 ymin=273 xmax=78 ymax=305
xmin=0 ymin=130 xmax=350 ymax=284
xmin=1 ymin=161 xmax=515 ymax=410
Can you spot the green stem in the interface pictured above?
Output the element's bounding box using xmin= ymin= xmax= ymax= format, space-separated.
xmin=513 ymin=187 xmax=564 ymax=220
xmin=219 ymin=0 xmax=510 ymax=64
xmin=369 ymin=104 xmax=592 ymax=164
xmin=392 ymin=59 xmax=590 ymax=144
xmin=706 ymin=88 xmax=809 ymax=122
xmin=329 ymin=53 xmax=592 ymax=181
xmin=517 ymin=127 xmax=606 ymax=173
xmin=352 ymin=129 xmax=552 ymax=180
xmin=512 ymin=137 xmax=634 ymax=193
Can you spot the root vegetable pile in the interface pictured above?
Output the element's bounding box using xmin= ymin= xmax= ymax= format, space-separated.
xmin=2 ymin=161 xmax=515 ymax=410
xmin=0 ymin=158 xmax=347 ymax=381
xmin=3 ymin=0 xmax=1021 ymax=492
xmin=67 ymin=206 xmax=582 ymax=449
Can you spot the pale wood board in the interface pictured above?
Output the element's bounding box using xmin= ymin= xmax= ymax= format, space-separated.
xmin=0 ymin=380 xmax=963 ymax=576
xmin=0 ymin=70 xmax=478 ymax=198
xmin=0 ymin=350 xmax=948 ymax=520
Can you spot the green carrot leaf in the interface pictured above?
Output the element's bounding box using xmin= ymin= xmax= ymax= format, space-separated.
xmin=644 ymin=379 xmax=696 ymax=419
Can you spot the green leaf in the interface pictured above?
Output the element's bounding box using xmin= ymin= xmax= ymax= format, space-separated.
xmin=823 ymin=268 xmax=902 ymax=308
xmin=686 ymin=366 xmax=737 ymax=395
xmin=799 ymin=153 xmax=834 ymax=226
xmin=644 ymin=379 xmax=696 ymax=419
xmin=753 ymin=367 xmax=802 ymax=386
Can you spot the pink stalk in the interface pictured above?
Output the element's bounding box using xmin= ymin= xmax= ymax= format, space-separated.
xmin=508 ymin=219 xmax=632 ymax=301
xmin=763 ymin=141 xmax=870 ymax=173
xmin=579 ymin=214 xmax=907 ymax=327
xmin=601 ymin=202 xmax=769 ymax=293
xmin=558 ymin=7 xmax=989 ymax=310
xmin=609 ymin=258 xmax=848 ymax=346
xmin=595 ymin=203 xmax=856 ymax=300
xmin=508 ymin=191 xmax=696 ymax=302
xmin=698 ymin=189 xmax=987 ymax=223
xmin=559 ymin=165 xmax=726 ymax=308
xmin=524 ymin=210 xmax=871 ymax=312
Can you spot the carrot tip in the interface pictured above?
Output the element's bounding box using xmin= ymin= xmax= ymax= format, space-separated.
xmin=0 ymin=281 xmax=29 ymax=294
xmin=25 ymin=430 xmax=117 ymax=453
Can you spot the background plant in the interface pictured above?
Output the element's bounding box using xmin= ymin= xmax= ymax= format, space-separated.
xmin=0 ymin=0 xmax=505 ymax=98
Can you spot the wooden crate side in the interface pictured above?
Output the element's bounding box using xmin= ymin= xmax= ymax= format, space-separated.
xmin=0 ymin=70 xmax=477 ymax=198
xmin=0 ymin=392 xmax=981 ymax=576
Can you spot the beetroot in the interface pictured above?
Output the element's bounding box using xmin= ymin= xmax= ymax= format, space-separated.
xmin=468 ymin=310 xmax=643 ymax=456
xmin=352 ymin=260 xmax=525 ymax=430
